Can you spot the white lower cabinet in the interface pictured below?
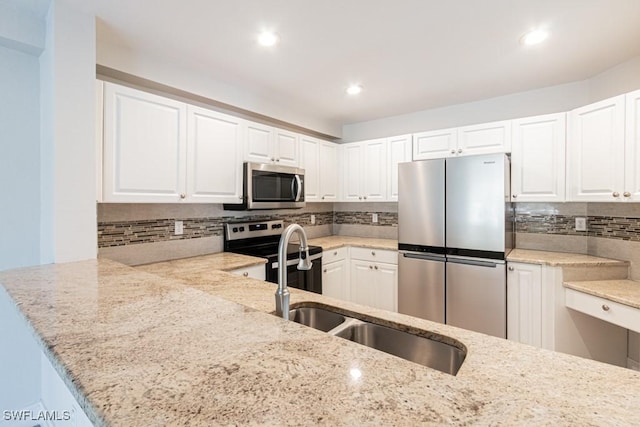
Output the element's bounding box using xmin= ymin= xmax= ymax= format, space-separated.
xmin=507 ymin=262 xmax=543 ymax=346
xmin=323 ymin=258 xmax=350 ymax=301
xmin=229 ymin=264 xmax=265 ymax=280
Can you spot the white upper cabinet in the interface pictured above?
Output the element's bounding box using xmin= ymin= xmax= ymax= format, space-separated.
xmin=387 ymin=134 xmax=412 ymax=201
xmin=103 ymin=82 xmax=188 ymax=202
xmin=566 ymin=95 xmax=626 ymax=201
xmin=625 ymin=89 xmax=640 ymax=201
xmin=319 ymin=141 xmax=339 ymax=201
xmin=186 ymin=106 xmax=244 ymax=203
xmin=457 ymin=120 xmax=512 ymax=156
xmin=299 ymin=135 xmax=320 ymax=201
xmin=244 ymin=123 xmax=299 ymax=167
xmin=511 ymin=113 xmax=566 ymax=202
xmin=343 ymin=138 xmax=387 ymax=201
xmin=413 ymin=128 xmax=457 ymax=160
xmin=413 ymin=121 xmax=510 ymax=160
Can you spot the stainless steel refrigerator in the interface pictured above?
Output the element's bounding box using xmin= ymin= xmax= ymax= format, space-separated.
xmin=398 ymin=153 xmax=512 ymax=338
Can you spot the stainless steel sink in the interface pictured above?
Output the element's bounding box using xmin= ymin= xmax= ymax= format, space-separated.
xmin=332 ymin=322 xmax=465 ymax=375
xmin=289 ymin=307 xmax=347 ymax=332
xmin=287 ymin=305 xmax=466 ymax=375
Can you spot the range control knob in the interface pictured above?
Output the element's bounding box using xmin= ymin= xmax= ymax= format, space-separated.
xmin=232 ymin=227 xmax=238 ymax=233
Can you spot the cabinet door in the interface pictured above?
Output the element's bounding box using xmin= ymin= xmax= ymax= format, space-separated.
xmin=374 ymin=262 xmax=398 ymax=312
xmin=319 ymin=141 xmax=339 ymax=201
xmin=274 ymin=129 xmax=298 ymax=167
xmin=457 ymin=120 xmax=512 ymax=156
xmin=507 ymin=262 xmax=542 ymax=347
xmin=299 ymin=136 xmax=320 ymax=201
xmin=625 ymin=89 xmax=640 ymax=201
xmin=413 ymin=128 xmax=457 ymax=160
xmin=362 ymin=138 xmax=387 ymax=201
xmin=350 ymin=259 xmax=377 ymax=307
xmin=186 ymin=106 xmax=243 ymax=203
xmin=567 ymin=95 xmax=625 ymax=201
xmin=511 ymin=113 xmax=566 ymax=202
xmin=387 ymin=134 xmax=412 ymax=201
xmin=245 ymin=122 xmax=273 ymax=163
xmin=342 ymin=143 xmax=363 ymax=201
xmin=103 ymin=83 xmax=187 ymax=202
xmin=322 ymin=259 xmax=349 ymax=301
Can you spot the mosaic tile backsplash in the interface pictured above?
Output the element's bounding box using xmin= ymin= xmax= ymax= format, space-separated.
xmin=516 ymin=213 xmax=640 ymax=241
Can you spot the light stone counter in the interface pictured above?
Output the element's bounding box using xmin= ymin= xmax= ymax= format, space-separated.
xmin=308 ymin=235 xmax=397 ymax=251
xmin=507 ymin=248 xmax=630 ymax=267
xmin=136 ymin=251 xmax=266 ymax=274
xmin=564 ymin=279 xmax=640 ymax=309
xmin=2 ymin=258 xmax=640 ymax=426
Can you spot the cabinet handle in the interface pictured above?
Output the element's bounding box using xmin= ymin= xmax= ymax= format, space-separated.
xmin=374 ymin=265 xmax=378 ymax=270
xmin=512 ymin=194 xmax=517 ymax=199
xmin=180 ymin=193 xmax=186 ymax=199
xmin=359 ymin=196 xmax=362 ymax=200
xmin=602 ymin=304 xmax=610 ymax=312
xmin=243 ymin=272 xmax=248 ymax=277
xmin=322 ymin=196 xmax=325 ymax=200
xmin=369 ymin=265 xmax=373 ymax=269
xmin=239 ymin=196 xmax=243 ymax=200
xmin=333 ymin=251 xmax=337 ymax=255
xmin=271 ymin=157 xmax=275 ymax=162
xmin=371 ymin=251 xmax=376 ymax=256
xmin=323 ymin=269 xmax=327 ymax=273
xmin=458 ymin=148 xmax=462 ymax=154
xmin=508 ymin=266 xmax=514 ymax=271
xmin=450 ymin=149 xmax=455 ymax=154
xmin=276 ymin=158 xmax=280 ymax=162
xmin=613 ymin=192 xmax=620 ymax=197
xmin=363 ymin=196 xmax=367 ymax=200
xmin=624 ymin=192 xmax=631 ymax=197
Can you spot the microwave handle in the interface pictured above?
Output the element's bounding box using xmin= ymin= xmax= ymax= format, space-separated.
xmin=294 ymin=175 xmax=302 ymax=202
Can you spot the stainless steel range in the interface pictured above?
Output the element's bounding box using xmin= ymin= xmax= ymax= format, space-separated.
xmin=224 ymin=220 xmax=323 ymax=293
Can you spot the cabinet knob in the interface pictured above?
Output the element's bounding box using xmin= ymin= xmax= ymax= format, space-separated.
xmin=322 ymin=196 xmax=325 ymax=200
xmin=613 ymin=192 xmax=620 ymax=197
xmin=450 ymin=149 xmax=455 ymax=154
xmin=323 ymin=269 xmax=327 ymax=273
xmin=243 ymin=272 xmax=249 ymax=277
xmin=508 ymin=266 xmax=514 ymax=271
xmin=239 ymin=196 xmax=243 ymax=200
xmin=602 ymin=304 xmax=610 ymax=312
xmin=624 ymin=191 xmax=631 ymax=197
xmin=359 ymin=196 xmax=362 ymax=200
xmin=374 ymin=265 xmax=378 ymax=270
xmin=371 ymin=251 xmax=376 ymax=256
xmin=180 ymin=193 xmax=186 ymax=199
xmin=276 ymin=158 xmax=280 ymax=162
xmin=512 ymin=194 xmax=517 ymax=199
xmin=271 ymin=157 xmax=275 ymax=162
xmin=333 ymin=251 xmax=338 ymax=255
xmin=363 ymin=196 xmax=367 ymax=200
xmin=458 ymin=148 xmax=462 ymax=154
xmin=369 ymin=265 xmax=373 ymax=269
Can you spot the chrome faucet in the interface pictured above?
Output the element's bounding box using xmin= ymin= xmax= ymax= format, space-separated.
xmin=276 ymin=224 xmax=312 ymax=320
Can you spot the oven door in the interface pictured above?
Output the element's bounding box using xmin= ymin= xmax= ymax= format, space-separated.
xmin=246 ymin=162 xmax=305 ymax=209
xmin=267 ymin=253 xmax=322 ymax=294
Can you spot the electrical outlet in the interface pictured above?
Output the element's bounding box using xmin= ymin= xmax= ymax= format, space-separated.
xmin=310 ymin=214 xmax=316 ymax=225
xmin=575 ymin=217 xmax=587 ymax=232
xmin=372 ymin=213 xmax=378 ymax=223
xmin=175 ymin=220 xmax=184 ymax=235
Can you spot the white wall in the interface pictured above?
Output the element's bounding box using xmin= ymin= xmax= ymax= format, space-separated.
xmin=97 ymin=40 xmax=342 ymax=138
xmin=0 ymin=46 xmax=42 ymax=271
xmin=40 ymin=0 xmax=97 ymax=264
xmin=341 ymin=55 xmax=640 ymax=142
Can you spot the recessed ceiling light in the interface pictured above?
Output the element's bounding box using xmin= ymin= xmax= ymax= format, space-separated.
xmin=257 ymin=31 xmax=279 ymax=47
xmin=346 ymin=84 xmax=363 ymax=95
xmin=520 ymin=29 xmax=549 ymax=46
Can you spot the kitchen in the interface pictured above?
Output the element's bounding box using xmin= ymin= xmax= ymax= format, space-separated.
xmin=2 ymin=0 xmax=640 ymax=425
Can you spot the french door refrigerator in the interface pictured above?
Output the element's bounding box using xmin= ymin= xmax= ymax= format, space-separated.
xmin=398 ymin=153 xmax=512 ymax=338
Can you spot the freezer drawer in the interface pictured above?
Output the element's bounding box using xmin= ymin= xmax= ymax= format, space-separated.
xmin=398 ymin=252 xmax=445 ymax=323
xmin=445 ymin=257 xmax=506 ymax=338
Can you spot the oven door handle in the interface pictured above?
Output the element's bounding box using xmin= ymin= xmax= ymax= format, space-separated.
xmin=294 ymin=175 xmax=302 ymax=202
xmin=271 ymin=252 xmax=322 ymax=269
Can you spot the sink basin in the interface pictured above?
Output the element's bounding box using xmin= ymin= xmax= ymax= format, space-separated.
xmin=289 ymin=307 xmax=347 ymax=332
xmin=332 ymin=322 xmax=465 ymax=375
xmin=287 ymin=304 xmax=465 ymax=375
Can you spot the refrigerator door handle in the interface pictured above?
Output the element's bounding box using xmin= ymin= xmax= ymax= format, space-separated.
xmin=400 ymin=252 xmax=445 ymax=262
xmin=446 ymin=257 xmax=500 ymax=268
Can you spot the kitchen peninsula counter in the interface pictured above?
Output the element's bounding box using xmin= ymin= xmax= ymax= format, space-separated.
xmin=2 ymin=257 xmax=640 ymax=426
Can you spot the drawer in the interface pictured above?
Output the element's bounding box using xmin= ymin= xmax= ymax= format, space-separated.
xmin=229 ymin=264 xmax=266 ymax=280
xmin=565 ymin=288 xmax=640 ymax=333
xmin=322 ymin=246 xmax=348 ymax=263
xmin=350 ymin=247 xmax=398 ymax=265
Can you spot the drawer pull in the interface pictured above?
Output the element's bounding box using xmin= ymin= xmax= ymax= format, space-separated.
xmin=334 ymin=251 xmax=337 ymax=255
xmin=602 ymin=304 xmax=610 ymax=312
xmin=508 ymin=266 xmax=514 ymax=271
xmin=323 ymin=269 xmax=327 ymax=273
xmin=243 ymin=272 xmax=249 ymax=277
xmin=371 ymin=251 xmax=376 ymax=256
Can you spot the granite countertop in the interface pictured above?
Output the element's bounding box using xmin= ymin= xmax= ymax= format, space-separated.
xmin=136 ymin=251 xmax=266 ymax=273
xmin=507 ymin=248 xmax=630 ymax=267
xmin=564 ymin=279 xmax=640 ymax=309
xmin=2 ymin=257 xmax=640 ymax=426
xmin=308 ymin=235 xmax=397 ymax=251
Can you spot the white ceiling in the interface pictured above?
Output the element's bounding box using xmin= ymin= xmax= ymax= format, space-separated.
xmin=87 ymin=1 xmax=640 ymax=126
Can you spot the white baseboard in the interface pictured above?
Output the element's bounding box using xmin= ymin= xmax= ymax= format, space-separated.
xmin=627 ymin=357 xmax=640 ymax=371
xmin=0 ymin=401 xmax=53 ymax=427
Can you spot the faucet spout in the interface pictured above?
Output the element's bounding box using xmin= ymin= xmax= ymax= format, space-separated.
xmin=276 ymin=224 xmax=312 ymax=320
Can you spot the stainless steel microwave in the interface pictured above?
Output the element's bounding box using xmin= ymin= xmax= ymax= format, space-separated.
xmin=224 ymin=162 xmax=305 ymax=210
